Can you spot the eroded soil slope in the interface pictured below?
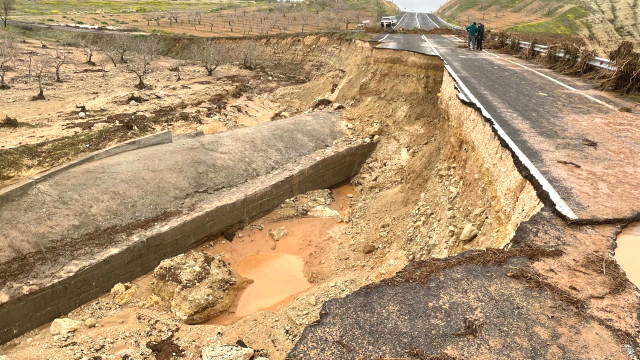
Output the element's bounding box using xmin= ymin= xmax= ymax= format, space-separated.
xmin=1 ymin=35 xmax=638 ymax=360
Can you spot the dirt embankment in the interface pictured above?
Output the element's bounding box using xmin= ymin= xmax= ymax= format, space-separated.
xmin=1 ymin=34 xmax=636 ymax=360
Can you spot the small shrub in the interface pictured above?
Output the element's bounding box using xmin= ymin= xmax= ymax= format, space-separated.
xmin=0 ymin=116 xmax=19 ymax=128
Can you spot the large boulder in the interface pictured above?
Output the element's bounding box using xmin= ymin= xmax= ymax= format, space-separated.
xmin=201 ymin=345 xmax=255 ymax=360
xmin=151 ymin=251 xmax=245 ymax=324
xmin=50 ymin=318 xmax=82 ymax=336
xmin=110 ymin=282 xmax=137 ymax=305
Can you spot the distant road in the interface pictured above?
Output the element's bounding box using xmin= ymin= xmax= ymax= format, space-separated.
xmin=393 ymin=12 xmax=444 ymax=30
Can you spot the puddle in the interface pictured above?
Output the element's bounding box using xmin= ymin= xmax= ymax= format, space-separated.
xmin=201 ymin=184 xmax=354 ymax=324
xmin=614 ymin=222 xmax=640 ymax=288
xmin=210 ymin=253 xmax=310 ymax=324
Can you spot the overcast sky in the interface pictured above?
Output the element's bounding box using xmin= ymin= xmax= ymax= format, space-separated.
xmin=391 ymin=0 xmax=446 ymax=13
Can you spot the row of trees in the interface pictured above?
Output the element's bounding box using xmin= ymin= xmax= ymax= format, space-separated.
xmin=0 ymin=32 xmax=258 ymax=97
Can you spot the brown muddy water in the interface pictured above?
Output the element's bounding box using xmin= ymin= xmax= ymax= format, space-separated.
xmin=201 ymin=184 xmax=353 ymax=325
xmin=615 ymin=222 xmax=640 ymax=288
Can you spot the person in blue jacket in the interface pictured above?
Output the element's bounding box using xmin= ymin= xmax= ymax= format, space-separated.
xmin=466 ymin=22 xmax=478 ymax=51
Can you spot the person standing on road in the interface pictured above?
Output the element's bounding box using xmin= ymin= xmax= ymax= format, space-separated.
xmin=476 ymin=23 xmax=485 ymax=51
xmin=466 ymin=22 xmax=478 ymax=51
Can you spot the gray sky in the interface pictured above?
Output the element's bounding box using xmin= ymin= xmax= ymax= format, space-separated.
xmin=391 ymin=0 xmax=446 ymax=13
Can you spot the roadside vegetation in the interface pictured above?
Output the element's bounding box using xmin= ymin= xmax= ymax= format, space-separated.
xmin=506 ymin=6 xmax=587 ymax=35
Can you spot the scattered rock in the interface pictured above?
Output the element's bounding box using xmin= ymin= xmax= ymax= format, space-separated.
xmin=332 ymin=103 xmax=344 ymax=110
xmin=269 ymin=226 xmax=288 ymax=241
xmin=400 ymin=148 xmax=410 ymax=163
xmin=143 ymin=294 xmax=163 ymax=308
xmin=308 ymin=205 xmax=341 ymax=218
xmin=84 ymin=317 xmax=97 ymax=328
xmin=363 ymin=244 xmax=376 ymax=254
xmin=111 ymin=282 xmax=136 ymax=305
xmin=280 ymin=111 xmax=290 ymax=118
xmin=151 ymin=251 xmax=246 ymax=324
xmin=78 ymin=112 xmax=86 ymax=118
xmin=201 ymin=345 xmax=254 ymax=360
xmin=472 ymin=208 xmax=485 ymax=217
xmin=311 ymin=98 xmax=332 ymax=109
xmin=460 ymin=224 xmax=479 ymax=242
xmin=129 ymin=100 xmax=138 ymax=106
xmin=369 ymin=124 xmax=383 ymax=136
xmin=50 ymin=318 xmax=81 ymax=335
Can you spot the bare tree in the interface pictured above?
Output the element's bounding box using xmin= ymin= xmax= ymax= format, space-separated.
xmin=53 ymin=46 xmax=67 ymax=82
xmin=167 ymin=10 xmax=179 ymax=27
xmin=0 ymin=31 xmax=14 ymax=89
xmin=128 ymin=35 xmax=163 ymax=89
xmin=75 ymin=34 xmax=95 ymax=65
xmin=142 ymin=13 xmax=154 ymax=26
xmin=97 ymin=35 xmax=118 ymax=67
xmin=153 ymin=13 xmax=163 ymax=26
xmin=114 ymin=33 xmax=133 ymax=64
xmin=190 ymin=10 xmax=203 ymax=25
xmin=237 ymin=40 xmax=257 ymax=69
xmin=190 ymin=41 xmax=226 ymax=76
xmin=0 ymin=0 xmax=16 ymax=28
xmin=32 ymin=54 xmax=50 ymax=100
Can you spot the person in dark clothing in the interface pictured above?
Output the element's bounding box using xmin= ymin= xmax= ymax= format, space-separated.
xmin=466 ymin=22 xmax=478 ymax=51
xmin=476 ymin=23 xmax=485 ymax=51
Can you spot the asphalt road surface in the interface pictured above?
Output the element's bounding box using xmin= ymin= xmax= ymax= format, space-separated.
xmin=392 ymin=12 xmax=443 ymax=30
xmin=373 ymin=14 xmax=640 ymax=222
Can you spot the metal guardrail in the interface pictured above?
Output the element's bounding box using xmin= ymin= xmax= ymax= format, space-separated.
xmin=515 ymin=40 xmax=616 ymax=71
xmin=434 ymin=15 xmax=615 ymax=71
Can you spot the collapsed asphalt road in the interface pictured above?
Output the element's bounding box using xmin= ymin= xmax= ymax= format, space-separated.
xmin=372 ymin=25 xmax=640 ymax=223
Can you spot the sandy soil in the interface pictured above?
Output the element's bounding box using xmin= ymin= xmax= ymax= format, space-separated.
xmin=0 ymin=39 xmax=295 ymax=188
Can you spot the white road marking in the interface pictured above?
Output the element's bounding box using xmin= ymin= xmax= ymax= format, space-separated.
xmin=415 ymin=12 xmax=420 ymax=29
xmin=482 ymin=50 xmax=617 ymax=110
xmin=379 ymin=34 xmax=390 ymax=42
xmin=393 ymin=13 xmax=408 ymax=29
xmin=422 ymin=36 xmax=579 ymax=220
xmin=424 ymin=13 xmax=439 ymax=28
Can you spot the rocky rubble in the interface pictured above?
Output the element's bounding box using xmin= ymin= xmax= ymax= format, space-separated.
xmin=151 ymin=251 xmax=246 ymax=324
xmin=201 ymin=343 xmax=270 ymax=360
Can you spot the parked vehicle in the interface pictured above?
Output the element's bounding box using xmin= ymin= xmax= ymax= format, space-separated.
xmin=380 ymin=16 xmax=392 ymax=28
xmin=389 ymin=16 xmax=397 ymax=26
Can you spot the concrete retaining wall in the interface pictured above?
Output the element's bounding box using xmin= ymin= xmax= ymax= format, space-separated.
xmin=0 ymin=131 xmax=173 ymax=205
xmin=0 ymin=141 xmax=375 ymax=344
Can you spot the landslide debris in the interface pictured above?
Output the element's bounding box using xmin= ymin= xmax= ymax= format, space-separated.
xmin=151 ymin=252 xmax=248 ymax=324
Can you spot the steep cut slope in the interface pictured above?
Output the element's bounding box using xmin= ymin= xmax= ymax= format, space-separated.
xmin=437 ymin=0 xmax=640 ymax=54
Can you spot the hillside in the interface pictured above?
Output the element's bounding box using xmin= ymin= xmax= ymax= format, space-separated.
xmin=436 ymin=0 xmax=640 ymax=55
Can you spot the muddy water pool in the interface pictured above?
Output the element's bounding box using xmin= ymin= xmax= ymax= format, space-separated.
xmin=615 ymin=222 xmax=640 ymax=288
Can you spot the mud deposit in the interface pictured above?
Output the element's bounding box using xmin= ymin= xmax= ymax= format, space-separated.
xmin=1 ymin=34 xmax=639 ymax=360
